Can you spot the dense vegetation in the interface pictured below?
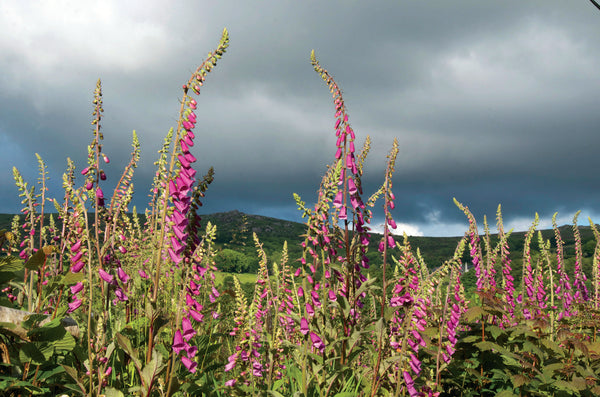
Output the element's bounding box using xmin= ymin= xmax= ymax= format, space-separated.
xmin=2 ymin=29 xmax=600 ymax=397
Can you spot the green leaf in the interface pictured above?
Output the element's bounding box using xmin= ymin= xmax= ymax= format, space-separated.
xmin=61 ymin=364 xmax=87 ymax=394
xmin=464 ymin=306 xmax=486 ymax=322
xmin=104 ymin=387 xmax=125 ymax=397
xmin=62 ymin=271 xmax=85 ymax=285
xmin=0 ymin=256 xmax=24 ymax=272
xmin=115 ymin=332 xmax=142 ymax=373
xmin=495 ymin=391 xmax=519 ymax=397
xmin=486 ymin=325 xmax=505 ymax=340
xmin=511 ymin=374 xmax=528 ymax=388
xmin=570 ymin=376 xmax=587 ymax=391
xmin=19 ymin=343 xmax=46 ymax=365
xmin=141 ymin=351 xmax=165 ymax=390
xmin=24 ymin=246 xmax=53 ymax=271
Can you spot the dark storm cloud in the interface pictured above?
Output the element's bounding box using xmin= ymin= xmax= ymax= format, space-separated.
xmin=2 ymin=1 xmax=600 ymax=236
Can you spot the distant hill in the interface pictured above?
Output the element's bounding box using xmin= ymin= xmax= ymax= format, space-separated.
xmin=2 ymin=211 xmax=598 ymax=286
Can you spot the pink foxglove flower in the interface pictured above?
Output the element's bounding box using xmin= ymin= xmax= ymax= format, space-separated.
xmin=98 ymin=268 xmax=113 ymax=283
xmin=117 ymin=267 xmax=130 ymax=283
xmin=181 ymin=355 xmax=197 ymax=373
xmin=309 ymin=332 xmax=325 ymax=353
xmin=67 ymin=298 xmax=82 ymax=313
xmin=172 ymin=330 xmax=186 ymax=355
xmin=181 ymin=316 xmax=196 ymax=341
xmin=300 ymin=317 xmax=309 ymax=335
xmin=70 ymin=282 xmax=84 ymax=294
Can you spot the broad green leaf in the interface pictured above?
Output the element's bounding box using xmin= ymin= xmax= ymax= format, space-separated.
xmin=36 ymin=365 xmax=65 ymax=381
xmin=141 ymin=351 xmax=165 ymax=390
xmin=0 ymin=256 xmax=24 ymax=272
xmin=495 ymin=391 xmax=519 ymax=397
xmin=24 ymin=247 xmax=51 ymax=271
xmin=61 ymin=365 xmax=87 ymax=394
xmin=511 ymin=374 xmax=528 ymax=388
xmin=570 ymin=376 xmax=587 ymax=391
xmin=486 ymin=325 xmax=504 ymax=340
xmin=115 ymin=332 xmax=142 ymax=373
xmin=19 ymin=343 xmax=46 ymax=365
xmin=464 ymin=306 xmax=486 ymax=322
xmin=104 ymin=387 xmax=125 ymax=397
xmin=62 ymin=271 xmax=84 ymax=285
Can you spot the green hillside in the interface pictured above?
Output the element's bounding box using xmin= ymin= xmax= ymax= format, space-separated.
xmin=3 ymin=210 xmax=597 ymax=289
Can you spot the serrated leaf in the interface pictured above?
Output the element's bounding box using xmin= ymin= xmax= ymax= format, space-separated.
xmin=495 ymin=391 xmax=519 ymax=397
xmin=0 ymin=256 xmax=24 ymax=272
xmin=62 ymin=271 xmax=85 ymax=285
xmin=570 ymin=376 xmax=587 ymax=391
xmin=464 ymin=306 xmax=486 ymax=322
xmin=511 ymin=374 xmax=528 ymax=388
xmin=61 ymin=365 xmax=87 ymax=393
xmin=115 ymin=332 xmax=142 ymax=373
xmin=104 ymin=387 xmax=125 ymax=397
xmin=19 ymin=343 xmax=46 ymax=365
xmin=461 ymin=335 xmax=480 ymax=343
xmin=141 ymin=351 xmax=164 ymax=390
xmin=36 ymin=364 xmax=65 ymax=381
xmin=486 ymin=325 xmax=504 ymax=340
xmin=24 ymin=248 xmax=47 ymax=271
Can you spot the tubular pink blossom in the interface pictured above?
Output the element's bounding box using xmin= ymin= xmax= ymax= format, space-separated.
xmin=71 ymin=261 xmax=85 ymax=273
xmin=98 ymin=268 xmax=113 ymax=283
xmin=333 ymin=191 xmax=343 ymax=208
xmin=70 ymin=282 xmax=84 ymax=294
xmin=172 ymin=330 xmax=186 ymax=355
xmin=181 ymin=317 xmax=196 ymax=341
xmin=309 ymin=332 xmax=325 ymax=353
xmin=347 ymin=177 xmax=357 ymax=195
xmin=67 ymin=299 xmax=82 ymax=313
xmin=335 ymin=147 xmax=342 ymax=159
xmin=117 ymin=267 xmax=130 ymax=283
xmin=189 ymin=308 xmax=204 ymax=322
xmin=300 ymin=317 xmax=309 ymax=335
xmin=71 ymin=251 xmax=84 ymax=263
xmin=71 ymin=240 xmax=82 ymax=252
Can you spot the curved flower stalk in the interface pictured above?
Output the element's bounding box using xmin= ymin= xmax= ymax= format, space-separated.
xmin=370 ymin=139 xmax=399 ymax=395
xmin=433 ymin=238 xmax=468 ymax=386
xmin=552 ymin=214 xmax=574 ymax=319
xmin=588 ymin=218 xmax=600 ymax=309
xmin=146 ymin=128 xmax=174 ymax=235
xmin=520 ymin=216 xmax=538 ymax=319
xmin=223 ymin=233 xmax=272 ymax=389
xmin=152 ymin=28 xmax=229 ymax=303
xmin=454 ymin=199 xmax=488 ymax=291
xmin=379 ymin=138 xmax=399 ymax=312
xmin=310 ymin=50 xmax=372 ymax=310
xmin=387 ymin=236 xmax=428 ymax=396
xmin=12 ymin=166 xmax=39 ymax=310
xmin=481 ymin=216 xmax=498 ymax=292
xmin=571 ymin=212 xmax=589 ymax=303
xmin=496 ymin=206 xmax=516 ymax=325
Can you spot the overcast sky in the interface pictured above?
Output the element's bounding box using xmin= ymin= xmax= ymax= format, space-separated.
xmin=2 ymin=1 xmax=600 ymax=237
